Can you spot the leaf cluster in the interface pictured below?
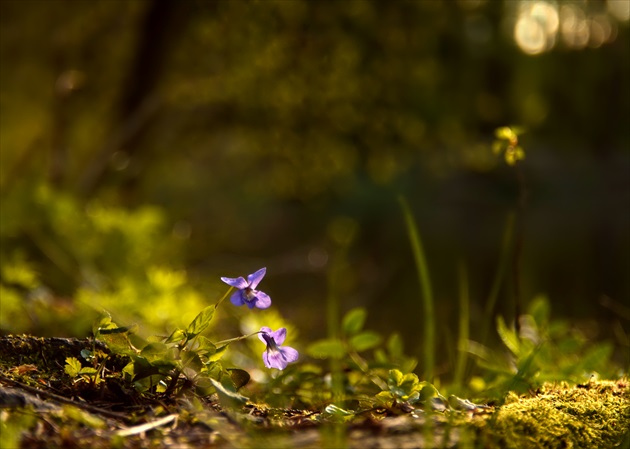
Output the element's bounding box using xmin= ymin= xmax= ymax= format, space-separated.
xmin=469 ymin=295 xmax=618 ymax=397
xmin=65 ymin=308 xmax=251 ymax=407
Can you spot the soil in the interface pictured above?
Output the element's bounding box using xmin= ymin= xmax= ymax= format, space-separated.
xmin=1 ymin=335 xmax=628 ymax=449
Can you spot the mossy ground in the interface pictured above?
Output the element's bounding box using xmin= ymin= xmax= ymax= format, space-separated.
xmin=1 ymin=335 xmax=628 ymax=449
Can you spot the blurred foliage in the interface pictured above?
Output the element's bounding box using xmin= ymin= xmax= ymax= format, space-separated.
xmin=468 ymin=295 xmax=623 ymax=398
xmin=0 ymin=180 xmax=207 ymax=336
xmin=1 ymin=0 xmax=629 ymax=375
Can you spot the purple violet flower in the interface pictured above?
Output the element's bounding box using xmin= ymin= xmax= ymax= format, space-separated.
xmin=221 ymin=267 xmax=272 ymax=309
xmin=259 ymin=327 xmax=299 ymax=370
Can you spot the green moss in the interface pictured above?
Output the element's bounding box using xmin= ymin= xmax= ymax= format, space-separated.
xmin=477 ymin=380 xmax=630 ymax=449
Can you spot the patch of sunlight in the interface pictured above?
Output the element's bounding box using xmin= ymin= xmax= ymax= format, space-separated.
xmin=513 ymin=1 xmax=559 ymax=55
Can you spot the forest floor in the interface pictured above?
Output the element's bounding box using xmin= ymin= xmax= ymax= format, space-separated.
xmin=0 ymin=335 xmax=628 ymax=449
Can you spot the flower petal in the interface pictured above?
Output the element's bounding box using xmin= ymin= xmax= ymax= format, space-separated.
xmin=270 ymin=327 xmax=287 ymax=345
xmin=264 ymin=349 xmax=288 ymax=370
xmin=252 ymin=291 xmax=272 ymax=309
xmin=229 ymin=290 xmax=245 ymax=306
xmin=279 ymin=346 xmax=299 ymax=364
xmin=262 ymin=350 xmax=274 ymax=369
xmin=221 ymin=276 xmax=248 ymax=289
xmin=259 ymin=327 xmax=273 ymax=344
xmin=247 ymin=267 xmax=267 ymax=289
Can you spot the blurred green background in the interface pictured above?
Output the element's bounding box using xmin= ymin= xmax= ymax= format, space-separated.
xmin=1 ymin=1 xmax=628 ymax=371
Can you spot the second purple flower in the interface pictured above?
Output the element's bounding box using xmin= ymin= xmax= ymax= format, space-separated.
xmin=221 ymin=267 xmax=272 ymax=309
xmin=259 ymin=327 xmax=299 ymax=370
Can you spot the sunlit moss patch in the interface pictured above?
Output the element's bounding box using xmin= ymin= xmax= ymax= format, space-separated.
xmin=475 ymin=379 xmax=630 ymax=449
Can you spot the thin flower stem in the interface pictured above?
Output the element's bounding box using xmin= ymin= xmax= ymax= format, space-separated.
xmin=214 ymin=331 xmax=261 ymax=347
xmin=347 ymin=349 xmax=388 ymax=391
xmin=215 ymin=286 xmax=233 ymax=309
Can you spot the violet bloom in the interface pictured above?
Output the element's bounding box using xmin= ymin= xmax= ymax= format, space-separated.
xmin=221 ymin=267 xmax=272 ymax=309
xmin=259 ymin=327 xmax=299 ymax=370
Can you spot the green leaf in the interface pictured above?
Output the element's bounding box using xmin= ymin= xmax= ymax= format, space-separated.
xmin=186 ymin=305 xmax=215 ymax=338
xmin=80 ymin=349 xmax=93 ymax=361
xmin=209 ymin=377 xmax=248 ymax=408
xmin=528 ymin=295 xmax=550 ymax=327
xmin=323 ymin=404 xmax=355 ymax=423
xmin=78 ymin=367 xmax=98 ymax=376
xmin=92 ymin=312 xmax=116 ymax=336
xmin=578 ymin=343 xmax=612 ymax=373
xmin=375 ymin=391 xmax=395 ymax=407
xmin=419 ymin=383 xmax=437 ymax=401
xmin=388 ymin=369 xmax=404 ymax=387
xmin=228 ymin=368 xmax=251 ymax=390
xmin=342 ymin=307 xmax=366 ymax=336
xmin=350 ymin=331 xmax=382 ymax=352
xmin=194 ymin=336 xmax=216 ymax=355
xmin=206 ymin=344 xmax=228 ymax=362
xmin=122 ymin=362 xmax=135 ymax=381
xmin=164 ymin=328 xmax=186 ymax=344
xmin=62 ymin=405 xmax=105 ymax=429
xmin=140 ymin=342 xmax=170 ymax=362
xmin=324 ymin=404 xmax=354 ymax=416
xmin=387 ymin=333 xmax=404 ymax=358
xmin=64 ymin=357 xmax=82 ymax=377
xmin=497 ymin=316 xmax=520 ymax=356
xmin=306 ymin=338 xmax=346 ymax=359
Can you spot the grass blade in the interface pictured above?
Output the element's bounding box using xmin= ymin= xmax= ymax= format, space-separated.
xmin=398 ymin=196 xmax=434 ymax=382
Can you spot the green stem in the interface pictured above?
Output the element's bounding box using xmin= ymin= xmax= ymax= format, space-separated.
xmin=215 ymin=286 xmax=234 ymax=309
xmin=481 ymin=211 xmax=515 ymax=346
xmin=454 ymin=260 xmax=470 ymax=389
xmin=398 ymin=195 xmax=435 ymax=382
xmin=214 ymin=331 xmax=261 ymax=347
xmin=347 ymin=349 xmax=387 ymax=391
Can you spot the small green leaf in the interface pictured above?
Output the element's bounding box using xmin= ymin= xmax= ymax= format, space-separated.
xmin=93 ymin=312 xmax=116 ymax=337
xmin=206 ymin=344 xmax=228 ymax=362
xmin=497 ymin=316 xmax=520 ymax=357
xmin=306 ymin=338 xmax=346 ymax=359
xmin=387 ymin=333 xmax=404 ymax=358
xmin=80 ymin=349 xmax=93 ymax=361
xmin=98 ymin=324 xmax=137 ymax=335
xmin=194 ymin=336 xmax=217 ymax=355
xmin=419 ymin=383 xmax=437 ymax=401
xmin=228 ymin=368 xmax=251 ymax=390
xmin=62 ymin=405 xmax=105 ymax=429
xmin=350 ymin=331 xmax=382 ymax=352
xmin=164 ymin=328 xmax=186 ymax=344
xmin=528 ymin=295 xmax=550 ymax=327
xmin=78 ymin=367 xmax=98 ymax=376
xmin=375 ymin=391 xmax=395 ymax=407
xmin=388 ymin=369 xmax=404 ymax=387
xmin=64 ymin=357 xmax=82 ymax=377
xmin=122 ymin=362 xmax=135 ymax=381
xmin=342 ymin=307 xmax=366 ymax=336
xmin=140 ymin=342 xmax=170 ymax=362
xmin=577 ymin=343 xmax=612 ymax=373
xmin=186 ymin=305 xmax=215 ymax=338
xmin=209 ymin=377 xmax=248 ymax=408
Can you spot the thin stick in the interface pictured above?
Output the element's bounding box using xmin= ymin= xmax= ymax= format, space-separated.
xmin=116 ymin=414 xmax=177 ymax=437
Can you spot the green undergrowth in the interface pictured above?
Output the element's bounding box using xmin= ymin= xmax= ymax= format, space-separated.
xmin=1 ymin=275 xmax=628 ymax=448
xmin=1 ymin=334 xmax=629 ymax=449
